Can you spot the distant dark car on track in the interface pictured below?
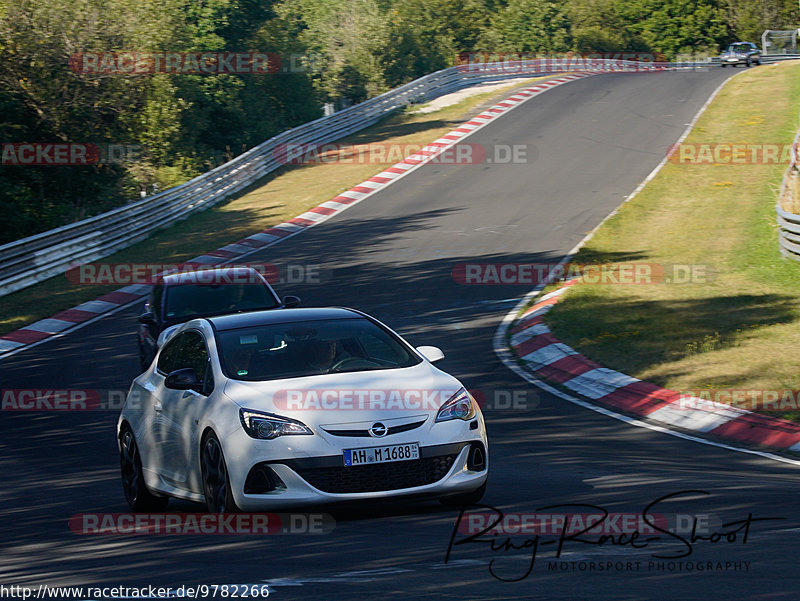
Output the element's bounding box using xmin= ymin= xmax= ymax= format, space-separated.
xmin=720 ymin=42 xmax=761 ymax=67
xmin=137 ymin=267 xmax=299 ymax=371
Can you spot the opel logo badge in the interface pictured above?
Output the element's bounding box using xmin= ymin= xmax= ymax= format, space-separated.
xmin=369 ymin=422 xmax=388 ymax=437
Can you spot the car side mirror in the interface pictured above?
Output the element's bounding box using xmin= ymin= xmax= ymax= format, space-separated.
xmin=164 ymin=368 xmax=202 ymax=392
xmin=139 ymin=311 xmax=156 ymax=325
xmin=416 ymin=345 xmax=445 ymax=363
xmin=282 ymin=295 xmax=301 ymax=308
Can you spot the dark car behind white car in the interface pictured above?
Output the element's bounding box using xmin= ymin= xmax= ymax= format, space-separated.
xmin=137 ymin=266 xmax=299 ymax=371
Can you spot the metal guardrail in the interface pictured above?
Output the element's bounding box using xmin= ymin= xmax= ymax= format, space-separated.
xmin=777 ymin=127 xmax=800 ymax=260
xmin=0 ymin=58 xmax=703 ymax=297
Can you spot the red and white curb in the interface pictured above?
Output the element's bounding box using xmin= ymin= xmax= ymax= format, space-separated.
xmin=0 ymin=73 xmax=595 ymax=359
xmin=507 ymin=282 xmax=800 ymax=457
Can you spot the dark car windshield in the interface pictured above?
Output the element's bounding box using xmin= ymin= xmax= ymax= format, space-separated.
xmin=164 ymin=282 xmax=279 ymax=323
xmin=728 ymin=43 xmax=752 ymax=53
xmin=216 ymin=318 xmax=422 ymax=381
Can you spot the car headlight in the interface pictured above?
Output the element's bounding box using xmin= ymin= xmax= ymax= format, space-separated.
xmin=239 ymin=409 xmax=313 ymax=440
xmin=435 ymin=387 xmax=476 ymax=423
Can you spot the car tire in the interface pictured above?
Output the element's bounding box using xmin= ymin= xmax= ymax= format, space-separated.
xmin=746 ymin=59 xmax=751 ymax=67
xmin=201 ymin=432 xmax=239 ymax=513
xmin=120 ymin=426 xmax=169 ymax=511
xmin=438 ymin=481 xmax=487 ymax=506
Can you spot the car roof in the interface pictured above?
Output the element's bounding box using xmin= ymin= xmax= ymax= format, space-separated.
xmin=207 ymin=307 xmax=363 ymax=331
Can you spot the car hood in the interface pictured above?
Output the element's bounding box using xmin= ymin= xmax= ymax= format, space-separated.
xmin=222 ymin=361 xmax=463 ymax=427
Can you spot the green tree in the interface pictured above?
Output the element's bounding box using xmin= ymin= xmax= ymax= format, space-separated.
xmin=382 ymin=0 xmax=490 ymax=86
xmin=726 ymin=0 xmax=800 ymax=44
xmin=481 ymin=0 xmax=572 ymax=53
xmin=566 ymin=0 xmax=649 ymax=53
xmin=273 ymin=0 xmax=391 ymax=103
xmin=620 ymin=0 xmax=728 ymax=57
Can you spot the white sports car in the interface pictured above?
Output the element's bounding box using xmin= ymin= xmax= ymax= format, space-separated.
xmin=118 ymin=307 xmax=488 ymax=511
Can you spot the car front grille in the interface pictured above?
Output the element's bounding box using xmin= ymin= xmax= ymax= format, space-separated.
xmin=320 ymin=419 xmax=426 ymax=438
xmin=293 ymin=454 xmax=458 ymax=493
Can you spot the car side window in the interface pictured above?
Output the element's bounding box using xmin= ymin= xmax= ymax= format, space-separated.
xmin=156 ymin=332 xmax=184 ymax=374
xmin=173 ymin=331 xmax=213 ymax=395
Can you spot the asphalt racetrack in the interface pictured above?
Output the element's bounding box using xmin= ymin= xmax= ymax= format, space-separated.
xmin=3 ymin=68 xmax=798 ymax=601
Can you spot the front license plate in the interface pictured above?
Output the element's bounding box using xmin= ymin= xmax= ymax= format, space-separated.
xmin=343 ymin=442 xmax=420 ymax=467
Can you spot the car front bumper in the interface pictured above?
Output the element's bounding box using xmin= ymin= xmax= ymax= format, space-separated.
xmin=221 ymin=419 xmax=489 ymax=510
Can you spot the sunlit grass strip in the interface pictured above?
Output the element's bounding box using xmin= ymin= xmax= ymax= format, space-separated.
xmin=543 ymin=61 xmax=800 ymax=420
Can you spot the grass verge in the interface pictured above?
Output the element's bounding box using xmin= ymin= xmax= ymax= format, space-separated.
xmin=540 ymin=61 xmax=800 ymax=420
xmin=0 ymin=76 xmax=552 ymax=336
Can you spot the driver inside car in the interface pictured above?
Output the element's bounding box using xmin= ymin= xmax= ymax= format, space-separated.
xmin=304 ymin=339 xmax=337 ymax=373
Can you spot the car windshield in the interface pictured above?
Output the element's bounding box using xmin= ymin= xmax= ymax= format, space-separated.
xmin=216 ymin=318 xmax=422 ymax=381
xmin=164 ymin=282 xmax=279 ymax=323
xmin=729 ymin=44 xmax=751 ymax=53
